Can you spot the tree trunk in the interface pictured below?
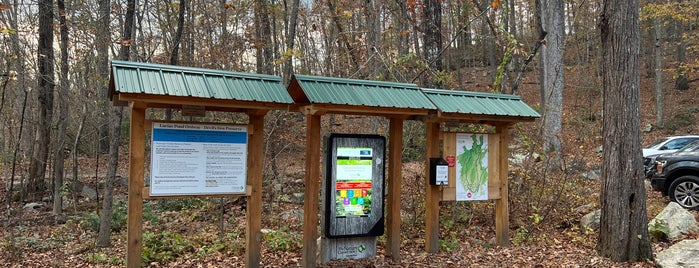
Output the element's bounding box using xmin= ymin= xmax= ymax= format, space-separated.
xmin=255 ymin=0 xmax=273 ymax=75
xmin=597 ymin=0 xmax=653 ymax=261
xmin=674 ymin=25 xmax=688 ymax=91
xmin=654 ymin=16 xmax=663 ymax=127
xmin=422 ymin=0 xmax=442 ymax=88
xmin=282 ymin=0 xmax=300 ymax=84
xmin=28 ymin=0 xmax=56 ymax=201
xmin=539 ymin=0 xmax=563 ymax=168
xmin=53 ymin=0 xmax=70 ymax=215
xmin=97 ymin=0 xmax=135 ymax=247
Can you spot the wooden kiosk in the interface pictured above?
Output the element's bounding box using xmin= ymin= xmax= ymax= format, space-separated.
xmin=110 ymin=61 xmax=539 ymax=268
xmin=109 ymin=60 xmax=294 ymax=268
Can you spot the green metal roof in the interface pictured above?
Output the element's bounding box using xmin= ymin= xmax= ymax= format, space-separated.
xmin=110 ymin=60 xmax=293 ymax=104
xmin=422 ymin=88 xmax=540 ymax=118
xmin=290 ymin=74 xmax=437 ymax=110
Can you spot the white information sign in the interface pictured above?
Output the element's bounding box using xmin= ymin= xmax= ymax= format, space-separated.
xmin=150 ymin=122 xmax=248 ymax=196
xmin=455 ymin=133 xmax=488 ymax=201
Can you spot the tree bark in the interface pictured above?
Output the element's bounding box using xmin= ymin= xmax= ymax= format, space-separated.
xmin=539 ymin=0 xmax=563 ymax=168
xmin=97 ymin=0 xmax=135 ymax=247
xmin=422 ymin=0 xmax=442 ymax=88
xmin=53 ymin=0 xmax=70 ymax=215
xmin=282 ymin=0 xmax=300 ymax=84
xmin=654 ymin=16 xmax=663 ymax=127
xmin=28 ymin=0 xmax=56 ymax=201
xmin=255 ymin=0 xmax=273 ymax=75
xmin=597 ymin=0 xmax=653 ymax=261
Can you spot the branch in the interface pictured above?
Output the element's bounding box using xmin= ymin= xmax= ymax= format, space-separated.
xmin=511 ymin=31 xmax=547 ymax=95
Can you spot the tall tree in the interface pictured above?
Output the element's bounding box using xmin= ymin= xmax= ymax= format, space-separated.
xmin=98 ymin=0 xmax=136 ymax=247
xmin=597 ymin=0 xmax=653 ymax=261
xmin=422 ymin=0 xmax=442 ymax=88
xmin=539 ymin=0 xmax=564 ymax=167
xmin=52 ymin=0 xmax=70 ymax=215
xmin=255 ymin=0 xmax=273 ymax=74
xmin=654 ymin=15 xmax=664 ymax=127
xmin=282 ymin=0 xmax=300 ymax=84
xmin=27 ymin=0 xmax=55 ymax=201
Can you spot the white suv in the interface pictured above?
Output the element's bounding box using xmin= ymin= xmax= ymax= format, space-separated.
xmin=643 ymin=135 xmax=699 ymax=157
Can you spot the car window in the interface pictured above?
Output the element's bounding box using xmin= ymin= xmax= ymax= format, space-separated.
xmin=665 ymin=138 xmax=699 ymax=150
xmin=679 ymin=140 xmax=699 ymax=152
xmin=646 ymin=138 xmax=668 ymax=149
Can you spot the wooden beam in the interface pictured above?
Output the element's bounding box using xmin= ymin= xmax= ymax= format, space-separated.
xmin=424 ymin=122 xmax=441 ymax=253
xmin=302 ymin=114 xmax=321 ymax=267
xmin=117 ymin=93 xmax=290 ymax=110
xmin=141 ymin=186 xmax=252 ymax=199
xmin=386 ymin=118 xmax=403 ymax=260
xmin=495 ymin=124 xmax=511 ymax=246
xmin=246 ymin=111 xmax=267 ymax=268
xmin=126 ymin=104 xmax=146 ymax=268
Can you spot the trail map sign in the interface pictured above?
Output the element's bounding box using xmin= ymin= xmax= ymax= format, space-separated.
xmin=455 ymin=133 xmax=488 ymax=201
xmin=150 ymin=122 xmax=248 ymax=196
xmin=324 ymin=134 xmax=385 ymax=237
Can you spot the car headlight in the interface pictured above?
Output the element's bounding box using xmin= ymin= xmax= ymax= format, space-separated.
xmin=656 ymin=161 xmax=667 ymax=173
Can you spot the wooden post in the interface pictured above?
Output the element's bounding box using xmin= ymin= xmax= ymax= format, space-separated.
xmin=126 ymin=103 xmax=146 ymax=268
xmin=494 ymin=124 xmax=511 ymax=246
xmin=424 ymin=122 xmax=441 ymax=253
xmin=386 ymin=117 xmax=403 ymax=260
xmin=245 ymin=111 xmax=267 ymax=268
xmin=302 ymin=114 xmax=321 ymax=267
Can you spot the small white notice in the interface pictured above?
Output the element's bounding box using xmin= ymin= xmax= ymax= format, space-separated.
xmin=150 ymin=122 xmax=248 ymax=196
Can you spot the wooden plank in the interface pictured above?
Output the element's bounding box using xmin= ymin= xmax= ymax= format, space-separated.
xmin=246 ymin=111 xmax=267 ymax=268
xmin=424 ymin=122 xmax=441 ymax=253
xmin=487 ymin=133 xmax=501 ymax=200
xmin=126 ymin=104 xmax=146 ymax=268
xmin=494 ymin=124 xmax=511 ymax=247
xmin=441 ymin=133 xmax=457 ymax=201
xmin=386 ymin=118 xmax=403 ymax=260
xmin=302 ymin=114 xmax=321 ymax=267
xmin=141 ymin=186 xmax=252 ymax=199
xmin=117 ymin=93 xmax=290 ymax=110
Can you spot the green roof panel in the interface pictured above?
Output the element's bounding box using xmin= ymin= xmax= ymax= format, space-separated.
xmin=291 ymin=75 xmax=437 ymax=110
xmin=422 ymin=89 xmax=540 ymax=118
xmin=110 ymin=60 xmax=293 ymax=104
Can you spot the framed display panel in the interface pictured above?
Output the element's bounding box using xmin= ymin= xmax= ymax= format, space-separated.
xmin=150 ymin=121 xmax=248 ymax=196
xmin=324 ymin=134 xmax=385 ymax=238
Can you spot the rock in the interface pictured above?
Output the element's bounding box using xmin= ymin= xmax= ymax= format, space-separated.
xmin=580 ymin=209 xmax=601 ymax=231
xmin=291 ymin=192 xmax=305 ymax=204
xmin=261 ymin=228 xmax=275 ymax=234
xmin=272 ymin=183 xmax=283 ymax=193
xmin=115 ymin=175 xmax=128 ymax=187
xmin=642 ymin=124 xmax=653 ymax=132
xmin=655 ymin=239 xmax=699 ymax=268
xmin=280 ymin=209 xmax=302 ymax=221
xmin=573 ymin=203 xmax=595 ymax=214
xmin=581 ymin=169 xmax=601 ymax=180
xmin=23 ymin=202 xmax=43 ymax=211
xmin=649 ymin=202 xmax=699 ymax=239
xmin=81 ymin=185 xmax=98 ymax=200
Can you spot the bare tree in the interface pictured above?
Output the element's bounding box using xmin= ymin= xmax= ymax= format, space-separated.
xmin=597 ymin=0 xmax=653 ymax=261
xmin=52 ymin=0 xmax=70 ymax=215
xmin=97 ymin=0 xmax=135 ymax=247
xmin=539 ymin=0 xmax=564 ymax=168
xmin=27 ymin=0 xmax=55 ymax=201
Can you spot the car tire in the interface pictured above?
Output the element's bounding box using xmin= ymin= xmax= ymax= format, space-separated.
xmin=669 ymin=175 xmax=699 ymax=210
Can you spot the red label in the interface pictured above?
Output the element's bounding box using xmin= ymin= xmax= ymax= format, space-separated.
xmin=336 ymin=182 xmax=373 ymax=190
xmin=446 ymin=156 xmax=456 ymax=167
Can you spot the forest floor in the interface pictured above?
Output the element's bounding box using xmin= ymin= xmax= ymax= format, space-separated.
xmin=2 ymin=69 xmax=699 ymax=267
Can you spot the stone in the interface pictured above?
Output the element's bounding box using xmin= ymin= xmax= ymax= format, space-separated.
xmin=261 ymin=228 xmax=274 ymax=234
xmin=649 ymin=202 xmax=699 ymax=239
xmin=573 ymin=203 xmax=595 ymax=214
xmin=655 ymin=239 xmax=699 ymax=268
xmin=581 ymin=169 xmax=601 ymax=180
xmin=23 ymin=202 xmax=43 ymax=211
xmin=642 ymin=124 xmax=653 ymax=132
xmin=81 ymin=185 xmax=98 ymax=200
xmin=580 ymin=209 xmax=601 ymax=231
xmin=291 ymin=192 xmax=305 ymax=204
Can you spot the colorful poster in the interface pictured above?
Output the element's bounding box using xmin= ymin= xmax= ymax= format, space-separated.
xmin=335 ymin=147 xmax=373 ymax=217
xmin=150 ymin=122 xmax=247 ymax=196
xmin=455 ymin=133 xmax=488 ymax=201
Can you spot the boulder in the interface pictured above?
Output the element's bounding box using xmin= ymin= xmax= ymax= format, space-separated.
xmin=649 ymin=202 xmax=699 ymax=239
xmin=655 ymin=239 xmax=699 ymax=268
xmin=580 ymin=209 xmax=601 ymax=231
xmin=23 ymin=202 xmax=44 ymax=211
xmin=291 ymin=192 xmax=305 ymax=204
xmin=642 ymin=124 xmax=653 ymax=132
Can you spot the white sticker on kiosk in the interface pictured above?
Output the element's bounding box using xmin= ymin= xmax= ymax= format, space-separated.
xmin=436 ymin=165 xmax=448 ymax=185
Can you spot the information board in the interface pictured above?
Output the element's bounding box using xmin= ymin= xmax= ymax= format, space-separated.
xmin=455 ymin=133 xmax=488 ymax=201
xmin=324 ymin=134 xmax=385 ymax=238
xmin=150 ymin=122 xmax=248 ymax=196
